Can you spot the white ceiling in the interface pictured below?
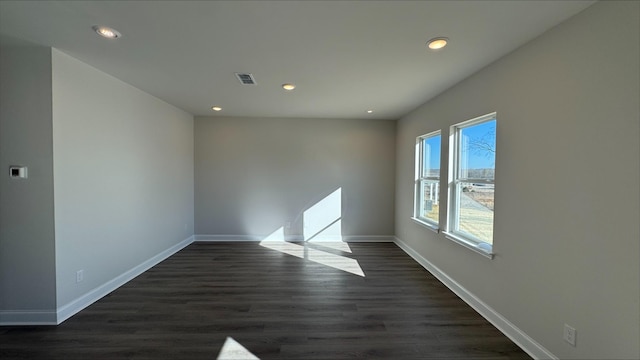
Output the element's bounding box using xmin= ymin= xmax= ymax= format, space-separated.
xmin=0 ymin=0 xmax=594 ymax=119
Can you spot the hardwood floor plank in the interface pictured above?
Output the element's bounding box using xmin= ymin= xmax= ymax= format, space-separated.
xmin=0 ymin=242 xmax=531 ymax=359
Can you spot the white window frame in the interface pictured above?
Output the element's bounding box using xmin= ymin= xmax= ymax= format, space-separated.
xmin=412 ymin=130 xmax=441 ymax=232
xmin=445 ymin=113 xmax=496 ymax=258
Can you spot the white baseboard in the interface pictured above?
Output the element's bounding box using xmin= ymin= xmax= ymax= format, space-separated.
xmin=0 ymin=310 xmax=58 ymax=326
xmin=55 ymin=235 xmax=194 ymax=325
xmin=393 ymin=236 xmax=557 ymax=360
xmin=195 ymin=234 xmax=279 ymax=242
xmin=195 ymin=234 xmax=395 ymax=242
xmin=342 ymin=235 xmax=394 ymax=242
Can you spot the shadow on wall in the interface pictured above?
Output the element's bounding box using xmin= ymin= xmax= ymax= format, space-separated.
xmin=259 ymin=188 xmax=365 ymax=277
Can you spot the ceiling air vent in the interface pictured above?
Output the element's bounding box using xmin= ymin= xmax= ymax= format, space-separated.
xmin=235 ymin=73 xmax=257 ymax=85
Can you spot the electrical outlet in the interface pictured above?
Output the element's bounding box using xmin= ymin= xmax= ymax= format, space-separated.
xmin=76 ymin=270 xmax=84 ymax=283
xmin=285 ymin=222 xmax=291 ymax=229
xmin=563 ymin=323 xmax=576 ymax=346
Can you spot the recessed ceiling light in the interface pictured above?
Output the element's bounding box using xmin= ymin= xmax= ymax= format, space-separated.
xmin=366 ymin=110 xmax=374 ymax=114
xmin=92 ymin=25 xmax=121 ymax=39
xmin=282 ymin=83 xmax=296 ymax=91
xmin=427 ymin=37 xmax=448 ymax=50
xmin=211 ymin=106 xmax=222 ymax=112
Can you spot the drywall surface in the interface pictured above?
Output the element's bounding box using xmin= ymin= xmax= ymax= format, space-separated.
xmin=395 ymin=1 xmax=639 ymax=359
xmin=52 ymin=49 xmax=194 ymax=307
xmin=195 ymin=116 xmax=395 ymax=239
xmin=0 ymin=38 xmax=57 ymax=317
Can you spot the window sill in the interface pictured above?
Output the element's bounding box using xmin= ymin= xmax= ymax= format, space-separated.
xmin=411 ymin=217 xmax=440 ymax=233
xmin=442 ymin=231 xmax=494 ymax=259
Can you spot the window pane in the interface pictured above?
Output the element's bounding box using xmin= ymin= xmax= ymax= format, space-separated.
xmin=422 ymin=135 xmax=441 ymax=178
xmin=457 ymin=182 xmax=494 ymax=244
xmin=419 ymin=180 xmax=439 ymax=223
xmin=459 ymin=120 xmax=495 ymax=180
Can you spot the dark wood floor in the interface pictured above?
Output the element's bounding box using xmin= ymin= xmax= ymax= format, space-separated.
xmin=0 ymin=242 xmax=531 ymax=359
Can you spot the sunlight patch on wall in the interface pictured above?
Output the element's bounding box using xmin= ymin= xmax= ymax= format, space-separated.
xmin=262 ymin=226 xmax=285 ymax=242
xmin=304 ymin=188 xmax=342 ymax=241
xmin=304 ymin=187 xmax=352 ymax=252
xmin=259 ymin=188 xmax=363 ymax=276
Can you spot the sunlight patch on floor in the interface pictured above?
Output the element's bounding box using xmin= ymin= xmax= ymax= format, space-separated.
xmin=258 ymin=187 xmax=364 ymax=277
xmin=308 ymin=238 xmax=353 ymax=253
xmin=216 ymin=337 xmax=259 ymax=360
xmin=261 ymin=235 xmax=304 ymax=259
xmin=260 ymin=227 xmax=364 ymax=277
xmin=306 ymin=246 xmax=364 ymax=276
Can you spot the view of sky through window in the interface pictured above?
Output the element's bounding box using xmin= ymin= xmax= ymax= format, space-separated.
xmin=423 ymin=135 xmax=441 ymax=177
xmin=460 ymin=119 xmax=496 ymax=171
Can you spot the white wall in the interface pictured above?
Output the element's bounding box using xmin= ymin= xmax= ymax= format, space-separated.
xmin=195 ymin=116 xmax=395 ymax=240
xmin=51 ymin=49 xmax=194 ymax=308
xmin=395 ymin=1 xmax=639 ymax=359
xmin=0 ymin=38 xmax=57 ymax=322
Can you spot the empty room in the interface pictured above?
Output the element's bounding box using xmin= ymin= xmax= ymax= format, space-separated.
xmin=1 ymin=1 xmax=638 ymax=359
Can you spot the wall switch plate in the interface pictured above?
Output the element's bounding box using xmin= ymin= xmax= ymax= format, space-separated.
xmin=9 ymin=166 xmax=27 ymax=179
xmin=76 ymin=270 xmax=84 ymax=283
xmin=563 ymin=324 xmax=576 ymax=346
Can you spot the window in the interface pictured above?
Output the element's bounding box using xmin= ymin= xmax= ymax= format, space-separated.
xmin=447 ymin=113 xmax=496 ymax=257
xmin=414 ymin=131 xmax=441 ymax=229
